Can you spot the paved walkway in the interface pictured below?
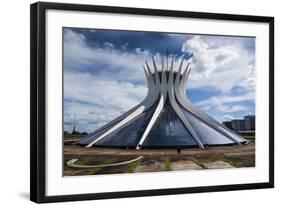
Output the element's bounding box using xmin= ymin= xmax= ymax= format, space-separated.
xmin=67 ymin=156 xmax=143 ymax=169
xmin=64 ymin=143 xmax=255 ymax=157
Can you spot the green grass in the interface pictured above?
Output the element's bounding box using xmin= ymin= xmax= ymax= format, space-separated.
xmin=209 ymin=154 xmax=255 ymax=168
xmin=163 ymin=157 xmax=172 ymax=171
xmin=82 ymin=167 xmax=103 ymax=175
xmin=64 ymin=157 xmax=119 ymax=175
xmin=125 ymin=158 xmax=143 ymax=173
xmin=243 ymin=136 xmax=255 ymax=140
xmin=64 ymin=157 xmax=76 ymax=172
xmin=79 ymin=158 xmax=118 ymax=175
xmin=191 ymin=156 xmax=207 ymax=169
xmin=64 ymin=163 xmax=73 ymax=172
xmin=64 ymin=134 xmax=85 ymax=141
xmin=223 ymin=155 xmax=255 ymax=168
xmin=75 ymin=158 xmax=90 ymax=165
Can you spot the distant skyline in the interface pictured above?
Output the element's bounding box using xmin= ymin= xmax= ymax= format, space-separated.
xmin=63 ymin=28 xmax=255 ymax=132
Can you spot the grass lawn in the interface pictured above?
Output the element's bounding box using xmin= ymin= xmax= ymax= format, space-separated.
xmin=243 ymin=136 xmax=255 ymax=140
xmin=64 ymin=134 xmax=86 ymax=141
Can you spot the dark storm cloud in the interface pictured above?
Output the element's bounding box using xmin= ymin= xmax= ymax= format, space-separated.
xmin=66 ymin=28 xmax=191 ymax=55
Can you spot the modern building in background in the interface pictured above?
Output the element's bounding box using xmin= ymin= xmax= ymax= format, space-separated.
xmin=78 ymin=56 xmax=247 ymax=149
xmin=231 ymin=120 xmax=245 ymax=132
xmin=223 ymin=115 xmax=255 ymax=132
xmin=244 ymin=115 xmax=255 ymax=131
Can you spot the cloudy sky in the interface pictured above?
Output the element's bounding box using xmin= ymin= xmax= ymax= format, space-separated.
xmin=63 ymin=27 xmax=255 ymax=133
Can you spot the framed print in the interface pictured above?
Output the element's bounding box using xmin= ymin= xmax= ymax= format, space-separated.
xmin=30 ymin=1 xmax=274 ymax=203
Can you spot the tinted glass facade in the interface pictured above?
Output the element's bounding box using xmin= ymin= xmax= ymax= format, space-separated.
xmin=78 ymin=122 xmax=116 ymax=145
xmin=78 ymin=108 xmax=138 ymax=145
xmin=142 ymin=100 xmax=197 ymax=147
xmin=216 ymin=126 xmax=246 ymax=143
xmin=181 ymin=108 xmax=234 ymax=145
xmin=79 ymin=96 xmax=245 ymax=148
xmin=94 ymin=99 xmax=159 ymax=147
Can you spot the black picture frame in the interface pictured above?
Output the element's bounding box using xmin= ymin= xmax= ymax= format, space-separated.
xmin=30 ymin=1 xmax=274 ymax=203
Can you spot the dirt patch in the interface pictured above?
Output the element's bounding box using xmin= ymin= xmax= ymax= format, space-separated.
xmin=204 ymin=160 xmax=234 ymax=169
xmin=171 ymin=160 xmax=203 ymax=170
xmin=134 ymin=159 xmax=166 ymax=173
xmin=223 ymin=154 xmax=255 ymax=167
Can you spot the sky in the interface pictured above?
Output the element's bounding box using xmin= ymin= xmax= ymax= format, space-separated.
xmin=63 ymin=27 xmax=256 ymax=133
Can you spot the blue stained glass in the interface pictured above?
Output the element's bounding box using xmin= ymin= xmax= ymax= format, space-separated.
xmin=78 ymin=123 xmax=115 ymax=145
xmin=142 ymin=100 xmax=197 ymax=147
xmin=216 ymin=126 xmax=247 ymax=143
xmin=180 ymin=107 xmax=235 ymax=145
xmin=78 ymin=107 xmax=139 ymax=145
xmin=94 ymin=99 xmax=159 ymax=147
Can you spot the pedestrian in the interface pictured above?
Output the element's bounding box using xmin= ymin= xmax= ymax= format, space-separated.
xmin=177 ymin=147 xmax=181 ymax=155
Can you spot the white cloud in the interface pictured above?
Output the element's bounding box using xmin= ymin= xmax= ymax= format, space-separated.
xmin=220 ymin=105 xmax=247 ymax=112
xmin=64 ymin=29 xmax=151 ymax=82
xmin=104 ymin=42 xmax=115 ymax=49
xmin=64 ymin=72 xmax=147 ymax=132
xmin=65 ymin=72 xmax=147 ymax=110
xmin=64 ymin=29 xmax=191 ymax=82
xmin=63 ymin=30 xmax=256 ymax=131
xmin=221 ymin=115 xmax=234 ymax=122
xmin=182 ymin=36 xmax=255 ymax=93
xmin=195 ymin=91 xmax=254 ymax=113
